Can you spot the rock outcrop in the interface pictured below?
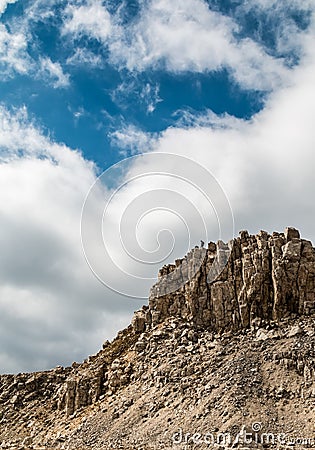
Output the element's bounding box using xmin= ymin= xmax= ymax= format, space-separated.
xmin=135 ymin=227 xmax=314 ymax=332
xmin=0 ymin=227 xmax=314 ymax=449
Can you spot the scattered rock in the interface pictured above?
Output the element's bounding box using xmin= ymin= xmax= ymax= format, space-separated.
xmin=0 ymin=227 xmax=314 ymax=450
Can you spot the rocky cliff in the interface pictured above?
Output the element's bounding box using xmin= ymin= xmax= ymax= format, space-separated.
xmin=145 ymin=227 xmax=315 ymax=330
xmin=0 ymin=227 xmax=314 ymax=449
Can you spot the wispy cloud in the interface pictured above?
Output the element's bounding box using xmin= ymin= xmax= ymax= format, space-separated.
xmin=66 ymin=48 xmax=103 ymax=67
xmin=111 ymin=79 xmax=162 ymax=114
xmin=235 ymin=0 xmax=314 ymax=63
xmin=0 ymin=1 xmax=69 ymax=87
xmin=67 ymin=105 xmax=87 ymax=126
xmin=140 ymin=83 xmax=162 ymax=113
xmin=172 ymin=108 xmax=246 ymax=130
xmin=38 ymin=57 xmax=70 ymax=88
xmin=2 ymin=0 xmax=310 ymax=93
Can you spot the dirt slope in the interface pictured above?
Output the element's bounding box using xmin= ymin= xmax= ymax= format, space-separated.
xmin=0 ymin=227 xmax=314 ymax=449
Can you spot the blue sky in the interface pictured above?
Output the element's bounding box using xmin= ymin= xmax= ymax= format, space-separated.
xmin=0 ymin=0 xmax=315 ymax=372
xmin=1 ymin=0 xmax=270 ymax=168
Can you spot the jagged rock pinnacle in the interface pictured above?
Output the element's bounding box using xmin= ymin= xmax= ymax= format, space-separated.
xmin=132 ymin=227 xmax=314 ymax=334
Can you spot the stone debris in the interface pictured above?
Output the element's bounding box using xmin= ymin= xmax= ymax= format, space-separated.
xmin=0 ymin=227 xmax=314 ymax=449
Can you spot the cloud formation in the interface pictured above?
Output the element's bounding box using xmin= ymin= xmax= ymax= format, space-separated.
xmin=0 ymin=106 xmax=142 ymax=373
xmin=0 ymin=0 xmax=309 ymax=91
xmin=61 ymin=0 xmax=292 ymax=91
xmin=0 ymin=24 xmax=30 ymax=77
xmin=63 ymin=0 xmax=112 ymax=42
xmin=39 ymin=57 xmax=70 ymax=88
xmin=110 ymin=0 xmax=289 ymax=90
xmin=0 ymin=0 xmax=314 ymax=374
xmin=0 ymin=0 xmax=17 ymax=15
xmin=66 ymin=47 xmax=103 ymax=67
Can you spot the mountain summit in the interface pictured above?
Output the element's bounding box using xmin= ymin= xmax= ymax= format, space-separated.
xmin=0 ymin=227 xmax=314 ymax=449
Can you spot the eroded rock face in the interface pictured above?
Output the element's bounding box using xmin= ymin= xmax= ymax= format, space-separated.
xmin=141 ymin=227 xmax=315 ymax=332
xmin=0 ymin=227 xmax=314 ymax=450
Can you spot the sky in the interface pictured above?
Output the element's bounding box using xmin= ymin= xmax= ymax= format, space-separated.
xmin=0 ymin=0 xmax=314 ymax=373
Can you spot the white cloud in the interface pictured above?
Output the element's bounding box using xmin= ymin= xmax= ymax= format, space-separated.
xmin=81 ymin=31 xmax=315 ymax=297
xmin=173 ymin=108 xmax=246 ymax=130
xmin=140 ymin=83 xmax=162 ymax=113
xmin=0 ymin=105 xmax=48 ymax=157
xmin=39 ymin=57 xmax=70 ymax=88
xmin=0 ymin=0 xmax=17 ymax=15
xmin=61 ymin=0 xmax=291 ymax=91
xmin=236 ymin=0 xmax=315 ymax=62
xmin=120 ymin=35 xmax=315 ymax=242
xmin=0 ymin=106 xmax=142 ymax=373
xmin=66 ymin=48 xmax=103 ymax=67
xmin=63 ymin=0 xmax=112 ymax=42
xmin=109 ymin=124 xmax=156 ymax=156
xmin=0 ymin=24 xmax=31 ymax=76
xmin=0 ymin=2 xmax=70 ymax=87
xmin=241 ymin=0 xmax=314 ymax=12
xmin=111 ymin=79 xmax=162 ymax=114
xmin=1 ymin=0 xmax=315 ymax=374
xmin=108 ymin=0 xmax=289 ymax=91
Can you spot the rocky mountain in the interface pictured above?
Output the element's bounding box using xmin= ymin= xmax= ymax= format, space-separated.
xmin=0 ymin=227 xmax=314 ymax=449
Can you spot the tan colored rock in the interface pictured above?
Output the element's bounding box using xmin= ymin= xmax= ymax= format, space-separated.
xmin=131 ymin=310 xmax=146 ymax=334
xmin=285 ymin=226 xmax=301 ymax=241
xmin=147 ymin=227 xmax=315 ymax=332
xmin=0 ymin=227 xmax=314 ymax=450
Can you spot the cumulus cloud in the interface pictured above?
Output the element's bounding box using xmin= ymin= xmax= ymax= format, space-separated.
xmin=0 ymin=106 xmax=142 ymax=373
xmin=122 ymin=34 xmax=315 ymax=243
xmin=1 ymin=0 xmax=314 ymax=374
xmin=62 ymin=0 xmax=112 ymax=42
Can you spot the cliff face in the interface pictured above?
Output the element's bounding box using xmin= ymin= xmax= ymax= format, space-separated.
xmin=132 ymin=227 xmax=315 ymax=332
xmin=0 ymin=228 xmax=314 ymax=450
